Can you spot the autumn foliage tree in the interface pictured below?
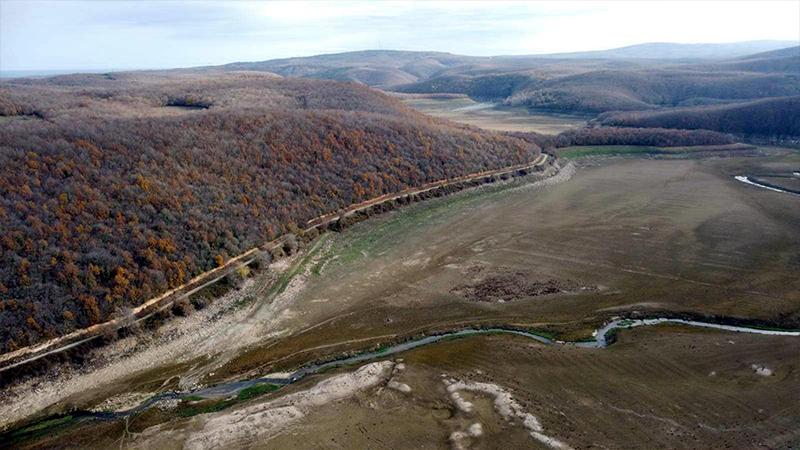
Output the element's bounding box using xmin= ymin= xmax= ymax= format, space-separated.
xmin=0 ymin=72 xmax=540 ymax=352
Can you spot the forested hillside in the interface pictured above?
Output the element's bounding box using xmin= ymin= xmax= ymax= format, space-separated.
xmin=0 ymin=73 xmax=539 ymax=352
xmin=393 ymin=72 xmax=539 ymax=100
xmin=393 ymin=61 xmax=799 ymax=117
xmin=599 ymin=96 xmax=800 ymax=137
xmin=504 ymin=70 xmax=800 ymax=113
xmin=508 ymin=127 xmax=735 ymax=152
xmin=706 ymin=46 xmax=800 ymax=73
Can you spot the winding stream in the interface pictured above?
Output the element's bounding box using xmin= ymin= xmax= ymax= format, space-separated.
xmin=18 ymin=318 xmax=800 ymax=419
xmin=734 ymin=175 xmax=800 ymax=196
xmin=6 ymin=316 xmax=798 ymax=440
xmin=224 ymin=318 xmax=799 ymax=393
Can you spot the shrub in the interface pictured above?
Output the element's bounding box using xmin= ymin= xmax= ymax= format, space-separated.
xmin=251 ymin=250 xmax=273 ymax=270
xmin=172 ymin=297 xmax=194 ymax=317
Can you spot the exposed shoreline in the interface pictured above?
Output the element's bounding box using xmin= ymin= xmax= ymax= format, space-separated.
xmin=4 ymin=314 xmax=798 ymax=441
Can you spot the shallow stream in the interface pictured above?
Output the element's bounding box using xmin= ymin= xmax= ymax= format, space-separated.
xmin=5 ymin=317 xmax=798 ymax=442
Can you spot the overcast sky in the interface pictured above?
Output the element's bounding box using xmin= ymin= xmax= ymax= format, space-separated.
xmin=1 ymin=0 xmax=798 ymax=71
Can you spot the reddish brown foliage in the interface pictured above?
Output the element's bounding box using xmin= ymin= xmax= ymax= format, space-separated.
xmin=0 ymin=73 xmax=539 ymax=352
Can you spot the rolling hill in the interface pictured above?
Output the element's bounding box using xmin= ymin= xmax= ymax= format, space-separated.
xmin=2 ymin=40 xmax=797 ymax=356
xmin=209 ymin=41 xmax=798 ymax=89
xmin=504 ymin=69 xmax=800 ymax=113
xmin=0 ymin=72 xmax=540 ymax=353
xmin=183 ymin=42 xmax=800 ymax=126
xmin=539 ymin=40 xmax=797 ymax=60
xmin=706 ymin=45 xmax=800 ymax=73
xmin=214 ymin=50 xmax=483 ymax=88
xmin=599 ymin=96 xmax=800 ymax=137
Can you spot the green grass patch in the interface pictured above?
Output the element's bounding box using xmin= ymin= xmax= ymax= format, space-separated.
xmin=524 ymin=328 xmax=558 ymax=341
xmin=312 ymin=363 xmax=341 ymax=375
xmin=322 ymin=180 xmax=524 ymax=269
xmin=374 ymin=344 xmax=391 ymax=354
xmin=237 ymin=383 xmax=281 ymax=401
xmin=605 ymin=328 xmax=620 ymax=343
xmin=558 ymin=144 xmax=746 ymax=159
xmin=311 ymin=250 xmax=336 ymax=276
xmin=559 ymin=145 xmax=664 ymax=158
xmin=10 ymin=415 xmax=74 ymax=438
xmin=174 ymin=384 xmax=282 ymax=419
xmin=267 ymin=234 xmax=329 ymax=296
xmin=177 ymin=398 xmax=236 ymax=418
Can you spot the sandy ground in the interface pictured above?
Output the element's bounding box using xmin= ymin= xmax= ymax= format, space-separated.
xmin=0 ymin=247 xmax=323 ymax=430
xmin=160 ymin=326 xmax=798 ymax=449
xmin=90 ymin=391 xmax=156 ymax=413
xmin=444 ymin=378 xmax=572 ymax=449
xmin=129 ymin=361 xmax=395 ymax=449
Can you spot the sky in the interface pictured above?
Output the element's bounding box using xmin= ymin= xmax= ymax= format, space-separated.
xmin=1 ymin=0 xmax=799 ymax=71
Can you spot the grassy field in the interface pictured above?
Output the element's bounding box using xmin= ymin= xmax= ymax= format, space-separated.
xmin=558 ymin=145 xmax=663 ymax=158
xmin=557 ymin=143 xmax=759 ymax=158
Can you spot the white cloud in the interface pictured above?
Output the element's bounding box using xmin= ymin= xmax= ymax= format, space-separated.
xmin=1 ymin=1 xmax=797 ymax=70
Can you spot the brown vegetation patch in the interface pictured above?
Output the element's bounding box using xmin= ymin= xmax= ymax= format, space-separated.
xmin=451 ymin=269 xmax=588 ymax=303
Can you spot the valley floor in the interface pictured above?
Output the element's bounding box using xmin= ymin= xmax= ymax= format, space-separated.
xmin=3 ymin=149 xmax=800 ymax=448
xmin=397 ymin=94 xmax=588 ymax=134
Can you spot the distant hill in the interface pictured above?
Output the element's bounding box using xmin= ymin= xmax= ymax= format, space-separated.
xmin=503 ymin=70 xmax=800 ymax=113
xmin=393 ymin=72 xmax=540 ymax=100
xmin=539 ymin=40 xmax=798 ymax=60
xmin=709 ymin=46 xmax=800 ymax=73
xmin=216 ymin=50 xmax=484 ymax=88
xmin=206 ymin=41 xmax=799 ymax=89
xmin=396 ymin=68 xmax=800 ymax=114
xmin=206 ymin=48 xmax=686 ymax=88
xmin=599 ymin=96 xmax=800 ymax=137
xmin=201 ymin=43 xmax=800 ymax=117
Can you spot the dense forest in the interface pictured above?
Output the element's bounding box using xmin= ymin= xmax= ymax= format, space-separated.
xmin=0 ymin=73 xmax=539 ymax=353
xmin=394 ymin=72 xmax=538 ymax=101
xmin=509 ymin=127 xmax=734 ymax=151
xmin=553 ymin=127 xmax=735 ymax=147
